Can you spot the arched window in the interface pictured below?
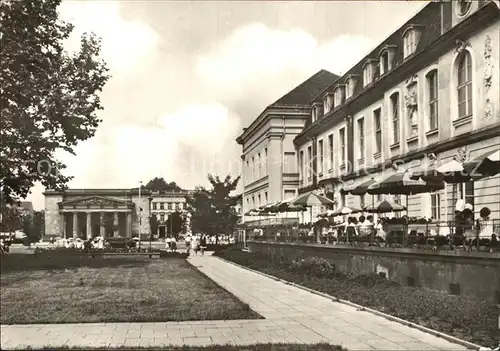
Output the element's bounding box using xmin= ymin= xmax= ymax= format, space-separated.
xmin=363 ymin=65 xmax=372 ymax=86
xmin=457 ymin=52 xmax=472 ymax=119
xmin=380 ymin=50 xmax=390 ymax=75
xmin=390 ymin=92 xmax=400 ymax=144
xmin=426 ymin=69 xmax=439 ymax=129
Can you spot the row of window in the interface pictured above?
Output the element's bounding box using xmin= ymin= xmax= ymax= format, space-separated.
xmin=245 ymin=189 xmax=299 ymax=211
xmin=303 ymin=50 xmax=473 ymax=177
xmin=152 ymin=202 xmax=184 ymax=210
xmin=154 ymin=213 xmax=178 ymax=222
xmin=246 ymin=191 xmax=268 ymax=210
xmin=312 ymin=14 xmax=475 ymax=127
xmin=312 ymin=28 xmax=423 ymax=124
xmin=245 ymin=147 xmax=268 ymax=183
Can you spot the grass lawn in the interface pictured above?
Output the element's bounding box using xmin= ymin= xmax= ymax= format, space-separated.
xmin=0 ymin=254 xmax=261 ymax=324
xmin=25 ymin=344 xmax=345 ymax=351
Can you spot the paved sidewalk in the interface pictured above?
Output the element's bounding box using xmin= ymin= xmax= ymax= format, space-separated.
xmin=1 ymin=255 xmax=469 ymax=350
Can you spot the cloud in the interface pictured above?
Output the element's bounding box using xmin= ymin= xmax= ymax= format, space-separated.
xmin=27 ymin=14 xmax=376 ymax=210
xmin=58 ymin=1 xmax=160 ymax=74
xmin=196 ymin=23 xmax=374 ymax=112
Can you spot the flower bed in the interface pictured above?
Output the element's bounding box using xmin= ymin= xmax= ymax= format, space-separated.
xmin=214 ymin=246 xmax=500 ymax=348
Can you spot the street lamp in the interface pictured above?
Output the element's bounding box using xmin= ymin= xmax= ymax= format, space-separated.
xmin=148 ymin=195 xmax=153 ymax=252
xmin=138 ymin=181 xmax=143 ymax=251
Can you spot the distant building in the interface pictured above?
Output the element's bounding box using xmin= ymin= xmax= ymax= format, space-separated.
xmin=19 ymin=201 xmax=34 ymax=218
xmin=44 ymin=188 xmax=193 ymax=239
xmin=236 ymin=70 xmax=339 ymax=224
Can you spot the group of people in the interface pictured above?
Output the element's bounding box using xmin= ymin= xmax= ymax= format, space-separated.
xmin=47 ymin=236 xmax=106 ymax=249
xmin=184 ymin=233 xmax=208 ymax=255
xmin=164 ymin=236 xmax=177 ymax=252
xmin=322 ymin=215 xmax=382 ymax=242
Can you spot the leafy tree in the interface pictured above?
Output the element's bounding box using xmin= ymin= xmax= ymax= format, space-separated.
xmin=144 ymin=178 xmax=183 ymax=192
xmin=21 ymin=214 xmax=36 ymax=243
xmin=32 ymin=210 xmax=45 ymax=239
xmin=187 ymin=174 xmax=240 ymax=237
xmin=166 ymin=211 xmax=184 ymax=237
xmin=0 ymin=204 xmax=22 ymax=232
xmin=0 ymin=0 xmax=110 ymax=204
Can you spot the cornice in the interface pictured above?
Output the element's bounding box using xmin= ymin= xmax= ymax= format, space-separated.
xmin=237 ymin=106 xmax=310 ymax=145
xmin=402 ymin=24 xmax=426 ymax=38
xmin=378 ymin=44 xmax=398 ymax=56
xmin=266 ymin=131 xmax=285 ymax=140
xmin=294 ymin=4 xmax=500 ymax=146
xmin=361 ymin=58 xmax=379 ymax=69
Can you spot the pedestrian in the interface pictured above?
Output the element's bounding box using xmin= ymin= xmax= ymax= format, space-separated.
xmin=171 ymin=236 xmax=177 ymax=252
xmin=185 ymin=234 xmax=191 ymax=254
xmin=165 ymin=236 xmax=171 ymax=252
xmin=200 ymin=234 xmax=207 ymax=255
xmin=193 ymin=234 xmax=200 ymax=255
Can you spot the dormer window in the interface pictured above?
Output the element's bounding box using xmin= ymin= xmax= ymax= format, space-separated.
xmin=362 ymin=60 xmax=377 ymax=87
xmin=311 ymin=102 xmax=323 ymax=123
xmin=345 ymin=75 xmax=359 ymax=99
xmin=323 ymin=93 xmax=334 ymax=114
xmin=402 ymin=25 xmax=423 ymax=59
xmin=333 ymin=85 xmax=345 ymax=107
xmin=379 ymin=45 xmax=397 ymax=75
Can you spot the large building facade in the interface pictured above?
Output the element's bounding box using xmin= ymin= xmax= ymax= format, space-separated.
xmin=237 ymin=70 xmax=339 ymax=224
xmin=239 ymin=1 xmax=500 ymax=223
xmin=44 ymin=188 xmax=192 ymax=238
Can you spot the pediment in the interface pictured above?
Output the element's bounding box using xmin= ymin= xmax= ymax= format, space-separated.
xmin=59 ymin=196 xmax=132 ymax=208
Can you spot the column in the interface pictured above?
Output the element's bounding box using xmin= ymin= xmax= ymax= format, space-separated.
xmin=113 ymin=212 xmax=119 ymax=237
xmin=126 ymin=211 xmax=132 ymax=238
xmin=60 ymin=213 xmax=65 ymax=238
xmin=72 ymin=212 xmax=78 ymax=238
xmin=267 ymin=135 xmax=282 ymax=202
xmin=100 ymin=212 xmax=105 ymax=238
xmin=86 ymin=212 xmax=91 ymax=239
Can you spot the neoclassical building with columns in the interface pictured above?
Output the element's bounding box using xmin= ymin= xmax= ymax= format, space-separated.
xmin=44 ymin=188 xmax=193 ymax=239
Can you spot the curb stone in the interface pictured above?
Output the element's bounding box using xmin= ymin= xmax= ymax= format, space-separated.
xmin=214 ymin=255 xmax=484 ymax=351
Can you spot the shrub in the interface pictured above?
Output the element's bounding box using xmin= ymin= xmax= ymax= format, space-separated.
xmin=159 ymin=251 xmax=189 ymax=259
xmin=106 ymin=237 xmax=136 ymax=249
xmin=288 ymin=257 xmax=337 ymax=278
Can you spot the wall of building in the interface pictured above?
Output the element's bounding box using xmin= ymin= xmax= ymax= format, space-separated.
xmin=44 ymin=194 xmax=63 ymax=236
xmin=294 ymin=5 xmax=499 ymax=224
xmin=243 ymin=114 xmax=309 ymax=209
xmin=248 ymin=241 xmax=500 ymax=303
xmin=131 ymin=195 xmax=151 ymax=236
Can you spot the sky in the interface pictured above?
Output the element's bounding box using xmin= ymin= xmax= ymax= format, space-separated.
xmin=27 ymin=0 xmax=427 ymax=210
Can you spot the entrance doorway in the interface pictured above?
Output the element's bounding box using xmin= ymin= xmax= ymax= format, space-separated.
xmin=159 ymin=226 xmax=166 ymax=238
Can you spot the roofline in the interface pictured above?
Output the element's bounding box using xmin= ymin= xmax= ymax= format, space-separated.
xmin=310 ymin=1 xmax=434 ymax=104
xmin=43 ymin=188 xmax=193 ymax=196
xmin=237 ymin=69 xmax=337 ymax=144
xmin=294 ymin=2 xmax=500 ymax=145
xmin=236 ymin=105 xmax=310 ymax=145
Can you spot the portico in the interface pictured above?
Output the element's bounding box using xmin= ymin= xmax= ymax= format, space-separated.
xmin=58 ymin=196 xmax=134 ymax=239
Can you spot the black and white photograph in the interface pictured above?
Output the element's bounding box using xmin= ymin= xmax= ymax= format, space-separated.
xmin=1 ymin=0 xmax=499 ymax=350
